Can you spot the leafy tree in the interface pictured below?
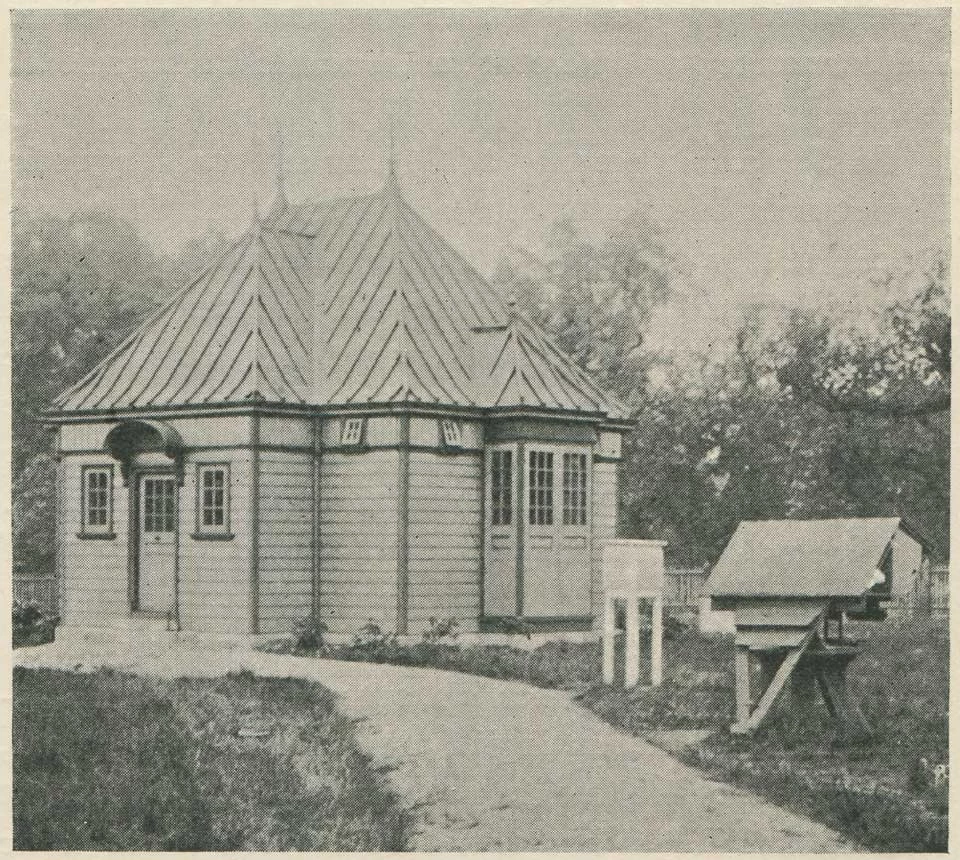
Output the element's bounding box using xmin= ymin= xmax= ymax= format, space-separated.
xmin=11 ymin=211 xmax=172 ymax=573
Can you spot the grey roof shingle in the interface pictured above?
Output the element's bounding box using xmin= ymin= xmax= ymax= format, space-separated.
xmin=53 ymin=181 xmax=626 ymax=418
xmin=706 ymin=517 xmax=908 ymax=599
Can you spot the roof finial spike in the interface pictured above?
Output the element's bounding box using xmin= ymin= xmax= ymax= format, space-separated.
xmin=507 ymin=290 xmax=518 ymax=318
xmin=251 ymin=192 xmax=262 ymax=228
xmin=276 ymin=120 xmax=286 ymax=196
xmin=386 ymin=116 xmax=398 ymax=186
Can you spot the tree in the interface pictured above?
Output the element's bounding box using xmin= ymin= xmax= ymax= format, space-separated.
xmin=11 ymin=211 xmax=173 ymax=574
xmin=492 ymin=212 xmax=677 ymax=407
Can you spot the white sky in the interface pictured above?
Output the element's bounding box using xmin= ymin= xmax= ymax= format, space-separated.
xmin=12 ymin=8 xmax=950 ymax=327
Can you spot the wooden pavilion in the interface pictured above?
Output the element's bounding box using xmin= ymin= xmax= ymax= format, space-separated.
xmin=46 ymin=172 xmax=631 ymax=639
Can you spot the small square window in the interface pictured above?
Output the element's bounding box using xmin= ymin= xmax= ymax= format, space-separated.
xmin=440 ymin=419 xmax=463 ymax=448
xmin=341 ymin=417 xmax=366 ymax=446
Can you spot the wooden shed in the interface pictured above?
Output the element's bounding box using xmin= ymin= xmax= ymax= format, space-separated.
xmin=46 ymin=173 xmax=630 ymax=639
xmin=706 ymin=517 xmax=930 ymax=732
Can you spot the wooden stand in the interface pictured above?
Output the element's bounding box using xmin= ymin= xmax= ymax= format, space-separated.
xmin=732 ymin=625 xmax=871 ymax=735
xmin=602 ymin=590 xmax=663 ymax=687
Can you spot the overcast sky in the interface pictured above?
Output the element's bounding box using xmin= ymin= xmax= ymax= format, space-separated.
xmin=12 ymin=8 xmax=950 ymax=326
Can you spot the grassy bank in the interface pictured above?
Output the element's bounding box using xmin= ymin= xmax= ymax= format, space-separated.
xmin=14 ymin=667 xmax=410 ymax=851
xmin=263 ymin=616 xmax=947 ymax=851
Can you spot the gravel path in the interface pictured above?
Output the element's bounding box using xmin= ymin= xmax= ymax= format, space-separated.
xmin=16 ymin=639 xmax=858 ymax=852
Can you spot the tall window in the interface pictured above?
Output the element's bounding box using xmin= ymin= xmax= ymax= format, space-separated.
xmin=491 ymin=450 xmax=512 ymax=526
xmin=82 ymin=466 xmax=113 ymax=534
xmin=529 ymin=451 xmax=554 ymax=525
xmin=563 ymin=453 xmax=588 ymax=526
xmin=197 ymin=465 xmax=229 ymax=533
xmin=143 ymin=477 xmax=176 ymax=533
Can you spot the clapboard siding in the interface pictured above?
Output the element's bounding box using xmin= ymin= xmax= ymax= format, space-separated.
xmin=319 ymin=450 xmax=399 ymax=634
xmin=178 ymin=451 xmax=251 ymax=633
xmin=592 ymin=459 xmax=619 ymax=623
xmin=255 ymin=446 xmax=314 ymax=634
xmin=407 ymin=450 xmax=481 ymax=633
xmin=60 ymin=454 xmax=129 ymax=625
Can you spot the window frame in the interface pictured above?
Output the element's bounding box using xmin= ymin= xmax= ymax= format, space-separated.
xmin=490 ymin=449 xmax=513 ymax=527
xmin=440 ymin=419 xmax=464 ymax=450
xmin=79 ymin=465 xmax=115 ymax=539
xmin=192 ymin=463 xmax=233 ymax=540
xmin=528 ymin=450 xmax=555 ymax=526
xmin=562 ymin=452 xmax=588 ymax=526
xmin=340 ymin=416 xmax=367 ymax=448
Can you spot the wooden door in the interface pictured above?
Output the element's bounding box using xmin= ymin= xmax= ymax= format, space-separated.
xmin=524 ymin=447 xmax=592 ymax=617
xmin=485 ymin=446 xmax=518 ymax=615
xmin=138 ymin=475 xmax=176 ymax=613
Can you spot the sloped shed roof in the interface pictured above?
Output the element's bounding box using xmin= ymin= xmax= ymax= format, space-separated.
xmin=53 ymin=180 xmax=625 ymax=418
xmin=706 ymin=517 xmax=907 ymax=599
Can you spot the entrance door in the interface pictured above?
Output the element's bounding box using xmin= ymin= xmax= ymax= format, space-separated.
xmin=524 ymin=447 xmax=592 ymax=617
xmin=138 ymin=475 xmax=176 ymax=613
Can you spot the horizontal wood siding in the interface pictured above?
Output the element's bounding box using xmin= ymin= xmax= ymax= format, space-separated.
xmin=256 ymin=449 xmax=314 ymax=634
xmin=592 ymin=460 xmax=619 ymax=623
xmin=61 ymin=455 xmax=129 ymax=624
xmin=319 ymin=450 xmax=398 ymax=634
xmin=407 ymin=450 xmax=482 ymax=633
xmin=178 ymin=451 xmax=251 ymax=633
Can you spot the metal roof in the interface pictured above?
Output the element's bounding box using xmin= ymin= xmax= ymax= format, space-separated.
xmin=54 ymin=180 xmax=626 ymax=418
xmin=706 ymin=517 xmax=907 ymax=599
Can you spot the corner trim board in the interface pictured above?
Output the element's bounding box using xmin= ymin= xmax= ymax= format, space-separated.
xmin=396 ymin=414 xmax=410 ymax=635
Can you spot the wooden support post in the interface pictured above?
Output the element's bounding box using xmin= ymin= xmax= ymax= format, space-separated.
xmin=625 ymin=595 xmax=641 ymax=687
xmin=817 ymin=662 xmax=873 ymax=736
xmin=734 ymin=645 xmax=752 ymax=728
xmin=651 ymin=595 xmax=663 ymax=686
xmin=602 ymin=594 xmax=616 ymax=685
xmin=738 ymin=628 xmax=816 ymax=734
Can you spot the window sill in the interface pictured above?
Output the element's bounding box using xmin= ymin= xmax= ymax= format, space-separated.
xmin=76 ymin=531 xmax=116 ymax=540
xmin=190 ymin=532 xmax=235 ymax=541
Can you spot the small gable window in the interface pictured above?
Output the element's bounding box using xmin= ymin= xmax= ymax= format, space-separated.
xmin=440 ymin=419 xmax=463 ymax=449
xmin=194 ymin=465 xmax=230 ymax=538
xmin=81 ymin=466 xmax=114 ymax=537
xmin=341 ymin=417 xmax=366 ymax=447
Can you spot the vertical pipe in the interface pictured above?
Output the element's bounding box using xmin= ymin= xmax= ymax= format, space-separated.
xmin=602 ymin=594 xmax=616 ymax=685
xmin=477 ymin=436 xmax=486 ymax=621
xmin=651 ymin=594 xmax=663 ymax=686
xmin=625 ymin=594 xmax=641 ymax=687
xmin=515 ymin=442 xmax=525 ymax=617
xmin=396 ymin=414 xmax=410 ymax=635
xmin=249 ymin=412 xmax=261 ymax=635
xmin=173 ymin=471 xmax=181 ymax=632
xmin=735 ymin=645 xmax=752 ymax=725
xmin=311 ymin=414 xmax=321 ymax=621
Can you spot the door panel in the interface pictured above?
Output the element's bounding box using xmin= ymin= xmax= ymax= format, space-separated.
xmin=484 ymin=447 xmax=517 ymax=616
xmin=524 ymin=447 xmax=592 ymax=617
xmin=138 ymin=475 xmax=176 ymax=613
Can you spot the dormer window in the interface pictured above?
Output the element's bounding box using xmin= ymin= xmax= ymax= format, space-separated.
xmin=440 ymin=419 xmax=463 ymax=449
xmin=340 ymin=417 xmax=366 ymax=447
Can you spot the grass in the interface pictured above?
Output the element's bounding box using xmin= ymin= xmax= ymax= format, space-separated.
xmin=263 ymin=614 xmax=948 ymax=851
xmin=13 ymin=667 xmax=411 ymax=851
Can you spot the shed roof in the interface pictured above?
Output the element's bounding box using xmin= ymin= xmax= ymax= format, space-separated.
xmin=53 ymin=180 xmax=625 ymax=418
xmin=706 ymin=517 xmax=910 ymax=599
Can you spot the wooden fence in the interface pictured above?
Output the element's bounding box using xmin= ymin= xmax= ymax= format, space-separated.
xmin=891 ymin=564 xmax=949 ymax=617
xmin=13 ymin=576 xmax=58 ymax=614
xmin=664 ymin=566 xmax=709 ymax=608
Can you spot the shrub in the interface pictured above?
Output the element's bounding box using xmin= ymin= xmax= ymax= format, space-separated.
xmin=292 ymin=617 xmax=329 ymax=654
xmin=13 ymin=600 xmax=58 ymax=648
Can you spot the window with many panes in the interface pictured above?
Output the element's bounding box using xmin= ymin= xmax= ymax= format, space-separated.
xmin=528 ymin=451 xmax=554 ymax=525
xmin=491 ymin=450 xmax=513 ymax=525
xmin=82 ymin=466 xmax=113 ymax=534
xmin=562 ymin=452 xmax=588 ymax=525
xmin=197 ymin=465 xmax=229 ymax=534
xmin=143 ymin=477 xmax=176 ymax=533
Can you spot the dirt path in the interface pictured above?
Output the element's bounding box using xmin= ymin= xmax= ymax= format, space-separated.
xmin=15 ymin=640 xmax=858 ymax=852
